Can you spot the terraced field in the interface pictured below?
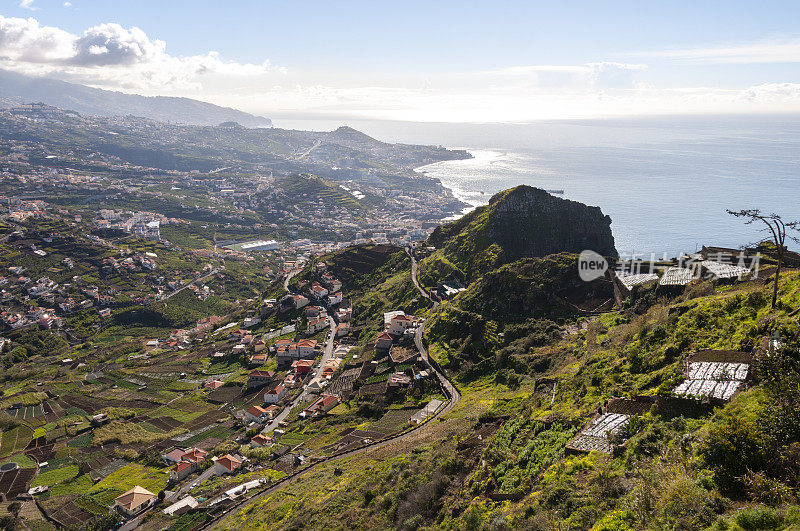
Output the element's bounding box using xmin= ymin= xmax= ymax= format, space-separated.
xmin=0 ymin=425 xmax=33 ymax=458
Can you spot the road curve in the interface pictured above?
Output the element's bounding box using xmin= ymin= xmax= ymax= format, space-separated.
xmin=203 ymin=257 xmax=461 ymax=530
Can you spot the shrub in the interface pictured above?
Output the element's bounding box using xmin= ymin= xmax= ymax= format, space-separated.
xmin=700 ymin=416 xmax=769 ymax=494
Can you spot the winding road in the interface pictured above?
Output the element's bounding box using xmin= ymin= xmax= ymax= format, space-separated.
xmin=202 ymin=257 xmax=461 ymax=529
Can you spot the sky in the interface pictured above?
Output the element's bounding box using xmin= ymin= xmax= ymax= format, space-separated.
xmin=2 ymin=0 xmax=800 ymax=121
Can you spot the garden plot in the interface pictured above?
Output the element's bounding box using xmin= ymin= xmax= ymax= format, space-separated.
xmin=39 ymin=494 xmax=94 ymax=528
xmin=567 ymin=413 xmax=630 ymax=455
xmin=369 ymin=409 xmax=414 ymax=434
xmin=0 ymin=425 xmax=33 ymax=458
xmin=673 ymin=379 xmax=743 ymax=401
xmin=673 ymin=361 xmax=749 ymax=401
xmin=327 ymin=367 xmax=360 ymax=397
xmin=0 ymin=466 xmax=36 ymax=499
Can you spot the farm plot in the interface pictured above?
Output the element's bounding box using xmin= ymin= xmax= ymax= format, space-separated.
xmin=8 ymin=403 xmax=45 ymax=421
xmin=152 ymin=402 xmax=213 ymax=424
xmin=0 ymin=452 xmax=36 ymax=469
xmin=42 ymin=400 xmax=66 ymax=423
xmin=368 ymin=409 xmax=414 ymax=434
xmin=90 ymin=463 xmax=168 ymax=494
xmin=180 ymin=424 xmax=233 ymax=447
xmin=0 ymin=467 xmax=36 ymax=500
xmin=0 ymin=425 xmax=34 ymax=458
xmin=39 ymin=494 xmax=94 ymax=528
xmin=90 ymin=459 xmax=127 ymax=482
xmin=59 ymin=395 xmax=98 ymax=414
xmin=66 ymin=432 xmax=93 ymax=448
xmin=275 ymin=432 xmax=314 ymax=448
xmin=30 ymin=464 xmax=80 ymax=487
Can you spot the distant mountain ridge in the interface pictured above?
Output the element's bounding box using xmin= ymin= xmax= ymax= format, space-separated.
xmin=0 ymin=69 xmax=272 ymax=128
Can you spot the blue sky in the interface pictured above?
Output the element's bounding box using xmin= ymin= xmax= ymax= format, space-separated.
xmin=3 ymin=0 xmax=800 ymax=120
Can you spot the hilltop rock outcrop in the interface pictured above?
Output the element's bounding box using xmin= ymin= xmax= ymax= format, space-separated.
xmin=428 ymin=185 xmax=617 ymax=279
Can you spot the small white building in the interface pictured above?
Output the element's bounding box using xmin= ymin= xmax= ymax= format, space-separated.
xmin=264 ymin=384 xmax=287 ymax=404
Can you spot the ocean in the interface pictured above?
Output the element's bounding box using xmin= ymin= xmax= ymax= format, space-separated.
xmin=275 ymin=115 xmax=800 ymax=257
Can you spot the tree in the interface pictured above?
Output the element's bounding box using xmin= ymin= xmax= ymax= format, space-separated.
xmin=727 ymin=209 xmax=799 ymax=308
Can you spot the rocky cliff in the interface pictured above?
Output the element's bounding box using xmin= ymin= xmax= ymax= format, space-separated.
xmin=428 ymin=185 xmax=617 ymax=278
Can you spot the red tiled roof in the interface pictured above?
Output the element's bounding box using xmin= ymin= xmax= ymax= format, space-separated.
xmin=216 ymin=454 xmax=242 ymax=471
xmin=249 ymin=370 xmax=275 ymax=378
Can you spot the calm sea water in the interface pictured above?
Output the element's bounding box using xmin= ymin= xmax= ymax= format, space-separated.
xmin=275 ymin=115 xmax=800 ymax=256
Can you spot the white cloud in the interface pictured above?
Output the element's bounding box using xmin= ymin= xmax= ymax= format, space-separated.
xmin=0 ymin=15 xmax=284 ymax=91
xmin=18 ymin=0 xmax=37 ymax=11
xmin=63 ymin=2 xmax=72 ymax=7
xmin=637 ymin=38 xmax=800 ymax=64
xmin=1 ymin=15 xmax=799 ymax=122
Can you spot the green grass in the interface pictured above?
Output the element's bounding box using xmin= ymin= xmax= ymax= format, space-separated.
xmin=92 ymin=421 xmax=185 ymax=445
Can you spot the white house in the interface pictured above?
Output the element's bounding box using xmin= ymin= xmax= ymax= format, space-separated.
xmin=292 ymin=294 xmax=309 ymax=309
xmin=387 ymin=313 xmax=415 ymax=336
xmin=306 ymin=317 xmax=328 ymax=335
xmin=212 ymin=454 xmax=243 ymax=476
xmin=264 ymin=384 xmax=287 ymax=404
xmin=245 ymin=405 xmax=273 ymax=423
xmin=310 ymin=282 xmax=328 ymax=298
xmin=296 ymin=339 xmax=317 ymax=358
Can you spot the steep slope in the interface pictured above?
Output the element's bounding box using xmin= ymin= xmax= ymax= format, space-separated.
xmin=427 ymin=185 xmax=617 ymax=279
xmin=0 ymin=69 xmax=271 ymax=127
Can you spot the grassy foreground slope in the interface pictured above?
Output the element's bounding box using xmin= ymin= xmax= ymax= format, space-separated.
xmin=218 ymin=267 xmax=800 ymax=530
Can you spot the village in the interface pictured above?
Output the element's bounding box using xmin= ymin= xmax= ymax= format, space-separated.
xmin=0 ymin=230 xmax=452 ymax=529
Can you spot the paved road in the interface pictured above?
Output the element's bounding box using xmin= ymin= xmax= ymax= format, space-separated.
xmin=261 ymin=316 xmax=336 ymax=433
xmin=407 ymin=247 xmax=439 ymax=310
xmin=203 ymin=253 xmax=462 ymax=530
xmin=171 ymin=466 xmax=216 ymax=501
xmin=262 ymin=271 xmax=337 ymax=433
xmin=409 ymin=249 xmax=459 ymax=412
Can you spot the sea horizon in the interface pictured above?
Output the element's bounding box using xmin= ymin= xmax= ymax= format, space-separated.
xmin=277 ymin=115 xmax=800 ymax=257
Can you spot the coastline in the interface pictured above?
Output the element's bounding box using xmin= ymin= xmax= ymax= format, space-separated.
xmin=416 ymin=149 xmax=505 ymax=220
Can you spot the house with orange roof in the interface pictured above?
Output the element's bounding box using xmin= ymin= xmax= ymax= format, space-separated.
xmin=292 ymin=359 xmax=315 ymax=376
xmin=296 ymin=339 xmax=317 ymax=358
xmin=247 ymin=369 xmax=275 ymax=389
xmin=245 ymin=405 xmax=273 ymax=423
xmin=303 ymin=394 xmax=339 ymax=417
xmin=170 ymin=460 xmax=195 ymax=482
xmin=113 ymin=486 xmax=156 ymax=517
xmin=250 ymin=434 xmax=273 ymax=448
xmin=305 ymin=317 xmax=328 ymax=334
xmin=204 ymin=379 xmax=224 ymax=390
xmin=264 ymin=384 xmax=287 ymax=404
xmin=212 ymin=454 xmax=243 ymax=476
